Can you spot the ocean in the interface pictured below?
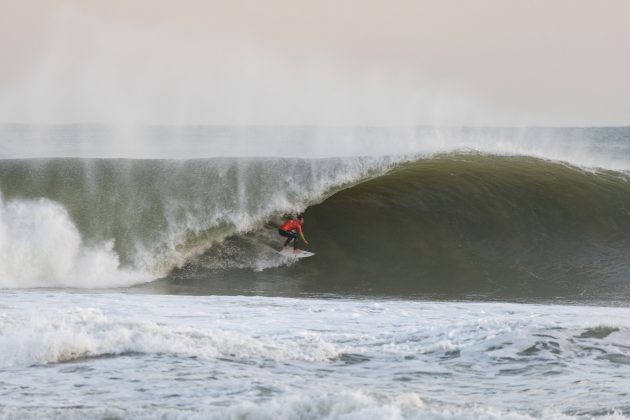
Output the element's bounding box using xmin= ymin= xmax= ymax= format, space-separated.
xmin=1 ymin=125 xmax=629 ymax=418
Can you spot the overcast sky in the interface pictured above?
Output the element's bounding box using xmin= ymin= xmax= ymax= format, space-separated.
xmin=1 ymin=0 xmax=629 ymax=126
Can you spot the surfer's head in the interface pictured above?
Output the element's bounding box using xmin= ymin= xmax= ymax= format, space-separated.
xmin=297 ymin=213 xmax=304 ymax=223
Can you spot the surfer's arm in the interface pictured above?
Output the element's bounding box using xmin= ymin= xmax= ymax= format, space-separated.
xmin=296 ymin=225 xmax=309 ymax=245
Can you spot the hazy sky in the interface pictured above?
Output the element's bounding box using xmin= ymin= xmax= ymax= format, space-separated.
xmin=1 ymin=0 xmax=629 ymax=126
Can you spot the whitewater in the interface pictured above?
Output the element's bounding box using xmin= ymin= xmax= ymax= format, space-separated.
xmin=1 ymin=125 xmax=630 ymax=419
xmin=1 ymin=293 xmax=629 ymax=419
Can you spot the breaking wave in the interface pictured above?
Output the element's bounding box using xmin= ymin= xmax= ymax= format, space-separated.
xmin=0 ymin=156 xmax=402 ymax=287
xmin=2 ymin=126 xmax=630 ymax=299
xmin=170 ymin=154 xmax=630 ymax=301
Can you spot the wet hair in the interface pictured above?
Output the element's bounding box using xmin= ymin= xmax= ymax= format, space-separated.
xmin=297 ymin=213 xmax=305 ymax=220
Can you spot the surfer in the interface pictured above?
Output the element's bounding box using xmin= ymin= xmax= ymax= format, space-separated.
xmin=279 ymin=214 xmax=309 ymax=253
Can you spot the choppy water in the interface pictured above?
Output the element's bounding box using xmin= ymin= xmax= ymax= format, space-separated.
xmin=1 ymin=292 xmax=629 ymax=419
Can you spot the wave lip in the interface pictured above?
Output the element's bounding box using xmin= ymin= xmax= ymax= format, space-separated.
xmin=2 ymin=125 xmax=630 ymax=171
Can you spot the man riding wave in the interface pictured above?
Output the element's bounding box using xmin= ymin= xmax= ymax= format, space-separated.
xmin=278 ymin=213 xmax=309 ymax=254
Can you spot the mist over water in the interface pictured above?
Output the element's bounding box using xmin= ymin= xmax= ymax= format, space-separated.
xmin=3 ymin=2 xmax=629 ymax=127
xmin=0 ymin=9 xmax=437 ymax=127
xmin=2 ymin=125 xmax=630 ymax=167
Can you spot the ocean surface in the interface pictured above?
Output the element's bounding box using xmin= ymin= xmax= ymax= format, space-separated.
xmin=1 ymin=125 xmax=630 ymax=419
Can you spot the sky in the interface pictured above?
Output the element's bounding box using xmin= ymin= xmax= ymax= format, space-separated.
xmin=0 ymin=0 xmax=629 ymax=126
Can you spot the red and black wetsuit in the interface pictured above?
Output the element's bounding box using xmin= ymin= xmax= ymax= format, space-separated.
xmin=279 ymin=219 xmax=304 ymax=250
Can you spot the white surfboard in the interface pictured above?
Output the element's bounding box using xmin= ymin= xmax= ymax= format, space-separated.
xmin=278 ymin=248 xmax=315 ymax=259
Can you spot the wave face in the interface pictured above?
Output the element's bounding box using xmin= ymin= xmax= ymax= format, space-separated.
xmin=168 ymin=154 xmax=630 ymax=302
xmin=305 ymin=155 xmax=630 ymax=300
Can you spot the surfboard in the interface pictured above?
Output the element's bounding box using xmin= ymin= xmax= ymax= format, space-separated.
xmin=278 ymin=249 xmax=315 ymax=259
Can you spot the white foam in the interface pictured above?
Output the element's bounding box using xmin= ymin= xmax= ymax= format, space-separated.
xmin=0 ymin=196 xmax=150 ymax=288
xmin=0 ymin=306 xmax=341 ymax=368
xmin=1 ymin=294 xmax=630 ymax=418
xmin=3 ymin=391 xmax=608 ymax=420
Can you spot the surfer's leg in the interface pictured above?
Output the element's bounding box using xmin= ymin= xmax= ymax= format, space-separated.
xmin=292 ymin=234 xmax=299 ymax=250
xmin=286 ymin=231 xmax=300 ymax=252
xmin=279 ymin=229 xmax=298 ymax=249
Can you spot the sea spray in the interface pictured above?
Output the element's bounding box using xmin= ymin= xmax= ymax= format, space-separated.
xmin=0 ymin=195 xmax=147 ymax=288
xmin=1 ymin=126 xmax=629 ymax=169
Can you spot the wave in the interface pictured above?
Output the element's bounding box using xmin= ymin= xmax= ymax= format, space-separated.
xmin=2 ymin=125 xmax=630 ymax=297
xmin=0 ymin=307 xmax=340 ymax=368
xmin=0 ymin=156 xmax=401 ymax=288
xmin=170 ymin=154 xmax=630 ymax=301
